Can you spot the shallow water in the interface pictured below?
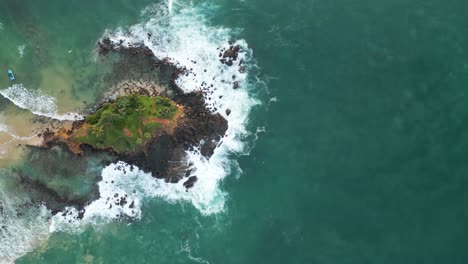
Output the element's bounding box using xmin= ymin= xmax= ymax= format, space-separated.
xmin=0 ymin=0 xmax=467 ymax=263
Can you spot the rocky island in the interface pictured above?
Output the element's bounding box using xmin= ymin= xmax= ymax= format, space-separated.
xmin=12 ymin=38 xmax=236 ymax=215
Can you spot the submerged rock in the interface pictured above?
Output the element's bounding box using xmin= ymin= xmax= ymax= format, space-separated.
xmin=13 ymin=141 xmax=113 ymax=213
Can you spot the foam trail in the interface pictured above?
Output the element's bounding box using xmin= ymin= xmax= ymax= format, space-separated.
xmin=168 ymin=0 xmax=174 ymax=14
xmin=0 ymin=84 xmax=83 ymax=121
xmin=18 ymin=45 xmax=26 ymax=58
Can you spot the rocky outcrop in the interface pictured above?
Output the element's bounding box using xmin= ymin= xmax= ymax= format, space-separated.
xmin=11 ymin=35 xmax=231 ymax=219
xmin=96 ymin=38 xmax=228 ymax=184
xmin=219 ymin=44 xmax=240 ymax=66
xmin=118 ymin=89 xmax=227 ymax=183
xmin=40 ymin=38 xmax=228 ymax=189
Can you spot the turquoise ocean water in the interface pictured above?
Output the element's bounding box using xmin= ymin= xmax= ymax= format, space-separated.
xmin=0 ymin=0 xmax=467 ymax=263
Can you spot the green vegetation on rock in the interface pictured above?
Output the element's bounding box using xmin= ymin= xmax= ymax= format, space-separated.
xmin=72 ymin=95 xmax=178 ymax=152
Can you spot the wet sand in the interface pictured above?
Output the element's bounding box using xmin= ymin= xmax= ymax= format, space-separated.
xmin=0 ymin=108 xmax=74 ymax=167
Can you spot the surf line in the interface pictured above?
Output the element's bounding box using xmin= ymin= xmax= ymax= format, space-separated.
xmin=0 ymin=84 xmax=84 ymax=121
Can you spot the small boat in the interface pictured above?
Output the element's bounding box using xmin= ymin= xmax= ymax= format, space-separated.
xmin=7 ymin=69 xmax=14 ymax=81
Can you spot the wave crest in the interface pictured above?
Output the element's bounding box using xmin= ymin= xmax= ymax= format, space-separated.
xmin=0 ymin=84 xmax=83 ymax=121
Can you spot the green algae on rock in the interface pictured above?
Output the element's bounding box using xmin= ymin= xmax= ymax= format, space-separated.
xmin=66 ymin=95 xmax=181 ymax=153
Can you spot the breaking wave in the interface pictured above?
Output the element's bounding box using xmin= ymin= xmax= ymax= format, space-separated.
xmin=51 ymin=161 xmax=218 ymax=231
xmin=0 ymin=180 xmax=50 ymax=264
xmin=0 ymin=84 xmax=83 ymax=121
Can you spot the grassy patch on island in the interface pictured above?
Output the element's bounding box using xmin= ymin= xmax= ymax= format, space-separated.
xmin=71 ymin=95 xmax=178 ymax=152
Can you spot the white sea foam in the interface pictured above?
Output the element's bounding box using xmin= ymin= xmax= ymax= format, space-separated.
xmin=0 ymin=185 xmax=50 ymax=264
xmin=51 ymin=155 xmax=230 ymax=230
xmin=168 ymin=0 xmax=174 ymax=14
xmin=0 ymin=84 xmax=83 ymax=121
xmin=51 ymin=161 xmax=194 ymax=231
xmin=3 ymin=1 xmax=260 ymax=260
xmin=96 ymin=1 xmax=258 ymax=215
xmin=0 ymin=122 xmax=49 ymax=262
xmin=18 ymin=45 xmax=26 ymax=58
xmin=178 ymin=240 xmax=210 ymax=264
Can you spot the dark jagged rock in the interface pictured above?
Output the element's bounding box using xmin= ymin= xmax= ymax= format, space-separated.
xmin=78 ymin=209 xmax=85 ymax=219
xmin=222 ymin=45 xmax=240 ymax=60
xmin=120 ymin=90 xmax=227 ymax=182
xmin=219 ymin=45 xmax=240 ymax=67
xmin=23 ymin=38 xmax=232 ymax=215
xmin=54 ymin=39 xmax=229 ymax=185
xmin=183 ymin=176 xmax=198 ymax=189
xmin=97 ymin=37 xmax=114 ymax=55
xmin=118 ymin=197 xmax=127 ymax=206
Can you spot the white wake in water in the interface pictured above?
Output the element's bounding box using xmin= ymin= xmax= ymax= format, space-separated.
xmin=0 ymin=84 xmax=83 ymax=121
xmin=18 ymin=45 xmax=26 ymax=58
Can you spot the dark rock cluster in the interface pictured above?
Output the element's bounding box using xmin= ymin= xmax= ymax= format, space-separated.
xmin=95 ymin=37 xmax=228 ymax=186
xmin=116 ymin=78 xmax=228 ymax=185
xmin=219 ymin=44 xmax=241 ymax=66
xmin=22 ymin=37 xmax=230 ymax=217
